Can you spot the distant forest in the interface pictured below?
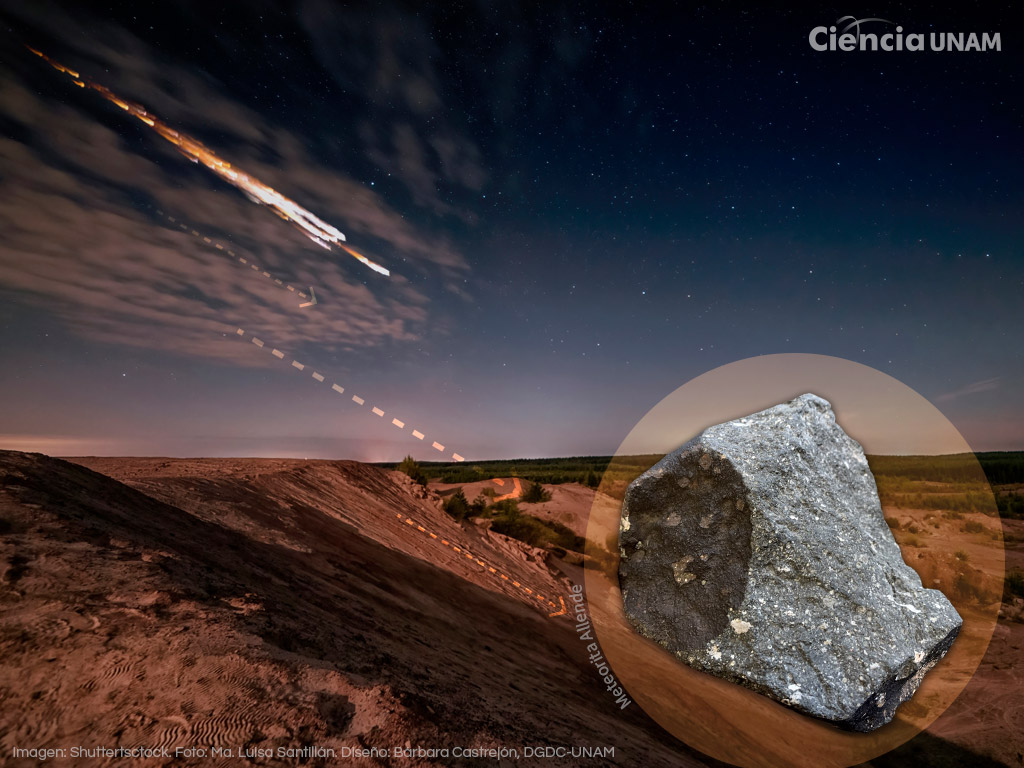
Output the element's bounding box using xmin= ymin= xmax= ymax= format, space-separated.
xmin=868 ymin=452 xmax=1024 ymax=485
xmin=381 ymin=451 xmax=1024 ymax=488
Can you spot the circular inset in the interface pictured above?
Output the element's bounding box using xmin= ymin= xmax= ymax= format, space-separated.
xmin=584 ymin=354 xmax=1003 ymax=768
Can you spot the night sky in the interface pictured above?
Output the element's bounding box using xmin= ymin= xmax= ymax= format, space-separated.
xmin=0 ymin=2 xmax=1020 ymax=460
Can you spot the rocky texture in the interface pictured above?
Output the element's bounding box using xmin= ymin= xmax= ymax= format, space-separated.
xmin=618 ymin=394 xmax=962 ymax=731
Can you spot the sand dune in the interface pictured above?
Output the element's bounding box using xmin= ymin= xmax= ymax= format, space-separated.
xmin=0 ymin=451 xmax=705 ymax=767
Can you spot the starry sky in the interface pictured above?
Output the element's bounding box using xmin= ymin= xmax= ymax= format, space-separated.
xmin=0 ymin=2 xmax=1020 ymax=460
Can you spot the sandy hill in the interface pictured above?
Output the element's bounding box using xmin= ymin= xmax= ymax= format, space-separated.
xmin=0 ymin=451 xmax=706 ymax=767
xmin=72 ymin=457 xmax=572 ymax=614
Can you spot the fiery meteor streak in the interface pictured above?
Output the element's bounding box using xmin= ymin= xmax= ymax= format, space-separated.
xmin=339 ymin=243 xmax=387 ymax=274
xmin=27 ymin=46 xmax=390 ymax=277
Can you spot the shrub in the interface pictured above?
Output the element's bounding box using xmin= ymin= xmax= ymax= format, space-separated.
xmin=885 ymin=517 xmax=900 ymax=530
xmin=546 ymin=520 xmax=586 ymax=552
xmin=954 ymin=572 xmax=977 ymax=601
xmin=488 ymin=498 xmax=521 ymax=517
xmin=397 ymin=455 xmax=427 ymax=486
xmin=953 ymin=567 xmax=996 ymax=604
xmin=489 ymin=514 xmax=553 ymax=549
xmin=997 ymin=492 xmax=1024 ymax=519
xmin=521 ymin=480 xmax=552 ymax=503
xmin=955 ymin=550 xmax=970 ymax=562
xmin=903 ymin=535 xmax=923 ymax=548
xmin=1005 ymin=570 xmax=1024 ymax=600
xmin=443 ymin=488 xmax=471 ymax=520
xmin=963 ymin=520 xmax=985 ymax=534
xmin=484 ymin=498 xmax=585 ymax=552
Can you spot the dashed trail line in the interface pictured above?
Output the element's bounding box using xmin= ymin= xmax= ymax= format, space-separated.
xmin=395 ymin=512 xmax=568 ymax=618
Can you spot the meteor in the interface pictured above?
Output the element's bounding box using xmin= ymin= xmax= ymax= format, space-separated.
xmin=339 ymin=243 xmax=390 ymax=277
xmin=27 ymin=46 xmax=390 ymax=277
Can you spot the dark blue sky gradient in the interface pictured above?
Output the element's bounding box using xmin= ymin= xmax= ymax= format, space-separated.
xmin=0 ymin=2 xmax=1020 ymax=459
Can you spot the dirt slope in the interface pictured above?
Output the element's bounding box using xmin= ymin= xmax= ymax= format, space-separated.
xmin=73 ymin=457 xmax=571 ymax=614
xmin=0 ymin=451 xmax=708 ymax=767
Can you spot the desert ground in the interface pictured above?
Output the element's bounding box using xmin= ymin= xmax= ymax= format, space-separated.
xmin=0 ymin=450 xmax=1020 ymax=766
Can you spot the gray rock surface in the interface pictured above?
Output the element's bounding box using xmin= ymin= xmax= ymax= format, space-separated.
xmin=617 ymin=393 xmax=961 ymax=731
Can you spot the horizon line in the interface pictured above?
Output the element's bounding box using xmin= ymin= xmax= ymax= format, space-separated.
xmin=19 ymin=448 xmax=1023 ymax=463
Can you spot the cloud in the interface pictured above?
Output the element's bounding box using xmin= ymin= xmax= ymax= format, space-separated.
xmin=299 ymin=0 xmax=488 ymax=218
xmin=934 ymin=377 xmax=1001 ymax=403
xmin=0 ymin=132 xmax=426 ymax=362
xmin=0 ymin=10 xmax=470 ymax=364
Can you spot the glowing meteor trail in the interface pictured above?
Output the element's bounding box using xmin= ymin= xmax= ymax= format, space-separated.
xmin=27 ymin=46 xmax=391 ymax=277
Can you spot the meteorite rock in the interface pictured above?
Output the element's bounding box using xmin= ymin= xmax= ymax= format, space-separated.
xmin=618 ymin=393 xmax=961 ymax=732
